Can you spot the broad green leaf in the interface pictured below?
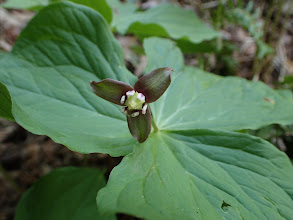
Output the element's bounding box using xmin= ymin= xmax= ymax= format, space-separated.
xmin=144 ymin=37 xmax=293 ymax=131
xmin=0 ymin=81 xmax=14 ymax=121
xmin=1 ymin=0 xmax=43 ymax=10
xmin=0 ymin=50 xmax=7 ymax=59
xmin=15 ymin=167 xmax=116 ymax=220
xmin=176 ymin=39 xmax=218 ymax=53
xmin=111 ymin=3 xmax=219 ymax=44
xmin=97 ymin=130 xmax=293 ymax=219
xmin=1 ymin=0 xmax=112 ymax=23
xmin=107 ymin=0 xmax=137 ymax=27
xmin=0 ymin=2 xmax=137 ymax=156
xmin=282 ymin=75 xmax=293 ymax=91
xmin=0 ymin=52 xmax=13 ymax=120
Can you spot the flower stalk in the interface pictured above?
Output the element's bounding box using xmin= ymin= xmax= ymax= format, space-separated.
xmin=151 ymin=118 xmax=159 ymax=133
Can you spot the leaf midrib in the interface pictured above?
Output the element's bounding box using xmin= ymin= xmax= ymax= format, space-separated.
xmin=161 ymin=133 xmax=291 ymax=219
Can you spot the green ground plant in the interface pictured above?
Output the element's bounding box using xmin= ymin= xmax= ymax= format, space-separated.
xmin=0 ymin=1 xmax=293 ymax=219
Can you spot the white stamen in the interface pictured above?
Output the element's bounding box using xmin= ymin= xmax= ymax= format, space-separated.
xmin=137 ymin=93 xmax=145 ymax=101
xmin=121 ymin=107 xmax=127 ymax=114
xmin=131 ymin=112 xmax=139 ymax=117
xmin=120 ymin=95 xmax=126 ymax=104
xmin=142 ymin=104 xmax=147 ymax=114
xmin=126 ymin=90 xmax=135 ymax=96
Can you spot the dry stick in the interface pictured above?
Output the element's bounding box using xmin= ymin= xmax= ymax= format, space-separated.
xmin=0 ymin=163 xmax=22 ymax=194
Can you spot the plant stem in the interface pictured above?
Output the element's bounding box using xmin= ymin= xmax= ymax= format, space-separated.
xmin=236 ymin=0 xmax=243 ymax=8
xmin=268 ymin=0 xmax=285 ymax=45
xmin=216 ymin=0 xmax=223 ymax=52
xmin=0 ymin=164 xmax=22 ymax=194
xmin=252 ymin=53 xmax=260 ymax=80
xmin=263 ymin=0 xmax=275 ymax=41
xmin=82 ymin=154 xmax=88 ymax=167
xmin=151 ymin=119 xmax=158 ymax=133
xmin=263 ymin=1 xmax=292 ymax=82
xmin=275 ymin=1 xmax=292 ymax=47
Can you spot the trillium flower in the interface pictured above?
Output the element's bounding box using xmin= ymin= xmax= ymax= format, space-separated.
xmin=90 ymin=67 xmax=172 ymax=143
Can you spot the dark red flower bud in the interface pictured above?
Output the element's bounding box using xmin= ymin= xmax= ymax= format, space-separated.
xmin=126 ymin=106 xmax=151 ymax=143
xmin=134 ymin=67 xmax=172 ymax=103
xmin=90 ymin=79 xmax=133 ymax=106
xmin=90 ymin=67 xmax=172 ymax=143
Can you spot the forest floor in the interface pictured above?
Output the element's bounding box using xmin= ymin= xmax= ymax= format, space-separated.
xmin=0 ymin=1 xmax=293 ymax=219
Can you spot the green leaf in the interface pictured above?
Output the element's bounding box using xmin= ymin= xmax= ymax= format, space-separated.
xmin=144 ymin=37 xmax=293 ymax=131
xmin=256 ymin=40 xmax=274 ymax=60
xmin=97 ymin=131 xmax=293 ymax=219
xmin=0 ymin=2 xmax=137 ymax=156
xmin=107 ymin=0 xmax=137 ymax=27
xmin=0 ymin=81 xmax=14 ymax=121
xmin=1 ymin=0 xmax=112 ymax=23
xmin=176 ymin=39 xmax=218 ymax=54
xmin=111 ymin=3 xmax=219 ymax=44
xmin=96 ymin=38 xmax=293 ymax=218
xmin=0 ymin=52 xmax=14 ymax=121
xmin=1 ymin=0 xmax=43 ymax=10
xmin=15 ymin=167 xmax=116 ymax=220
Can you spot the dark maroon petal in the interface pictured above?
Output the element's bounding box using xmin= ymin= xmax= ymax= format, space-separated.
xmin=126 ymin=107 xmax=151 ymax=143
xmin=134 ymin=67 xmax=172 ymax=103
xmin=90 ymin=79 xmax=134 ymax=106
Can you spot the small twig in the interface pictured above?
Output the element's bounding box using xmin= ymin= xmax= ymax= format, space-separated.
xmin=277 ymin=138 xmax=287 ymax=152
xmin=201 ymin=1 xmax=219 ymax=9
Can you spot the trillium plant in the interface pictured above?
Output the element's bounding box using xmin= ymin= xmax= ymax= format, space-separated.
xmin=90 ymin=67 xmax=172 ymax=143
xmin=1 ymin=2 xmax=293 ymax=220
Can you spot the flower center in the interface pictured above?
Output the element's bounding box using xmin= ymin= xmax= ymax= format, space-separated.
xmin=124 ymin=90 xmax=145 ymax=110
